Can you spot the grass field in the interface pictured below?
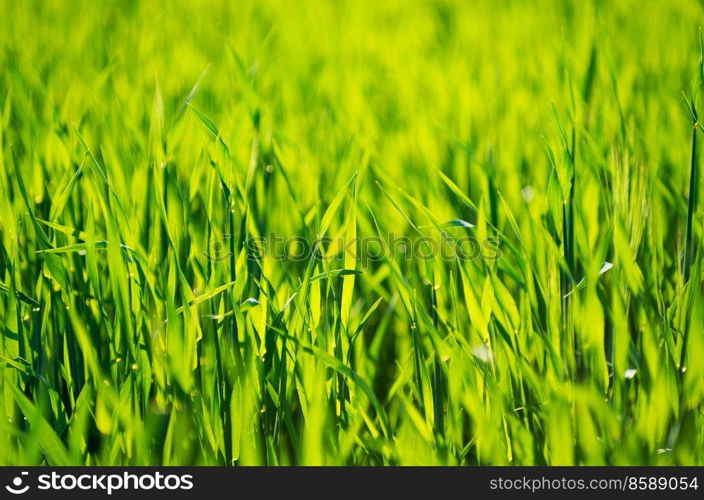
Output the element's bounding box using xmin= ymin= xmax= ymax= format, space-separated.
xmin=0 ymin=0 xmax=703 ymax=466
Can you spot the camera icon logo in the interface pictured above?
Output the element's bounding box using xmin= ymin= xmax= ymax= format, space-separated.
xmin=202 ymin=234 xmax=233 ymax=262
xmin=5 ymin=472 xmax=29 ymax=495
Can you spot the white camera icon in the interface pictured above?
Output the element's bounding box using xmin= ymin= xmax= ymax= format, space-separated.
xmin=5 ymin=471 xmax=30 ymax=495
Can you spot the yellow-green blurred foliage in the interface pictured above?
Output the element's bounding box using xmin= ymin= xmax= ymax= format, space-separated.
xmin=0 ymin=0 xmax=702 ymax=465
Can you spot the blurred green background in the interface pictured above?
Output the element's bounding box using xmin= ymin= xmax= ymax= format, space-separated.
xmin=0 ymin=0 xmax=703 ymax=465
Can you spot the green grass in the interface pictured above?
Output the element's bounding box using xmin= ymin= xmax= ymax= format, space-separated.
xmin=0 ymin=0 xmax=703 ymax=465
